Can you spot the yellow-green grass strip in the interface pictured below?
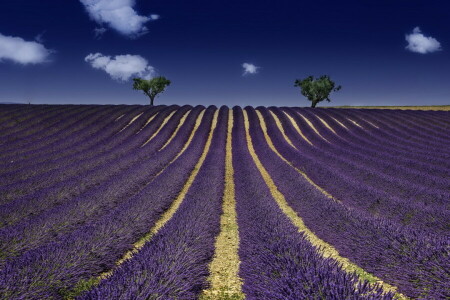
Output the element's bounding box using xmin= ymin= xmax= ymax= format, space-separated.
xmin=158 ymin=110 xmax=191 ymax=151
xmin=281 ymin=110 xmax=314 ymax=146
xmin=296 ymin=112 xmax=330 ymax=143
xmin=141 ymin=110 xmax=177 ymax=147
xmin=167 ymin=110 xmax=205 ymax=164
xmin=248 ymin=110 xmax=408 ymax=299
xmin=346 ymin=118 xmax=364 ymax=129
xmin=314 ymin=114 xmax=337 ymax=134
xmin=114 ymin=114 xmax=125 ymax=121
xmin=359 ymin=118 xmax=380 ymax=129
xmin=200 ymin=110 xmax=244 ymax=300
xmin=65 ymin=110 xmax=219 ymax=300
xmin=107 ymin=109 xmax=218 ymax=268
xmin=268 ymin=110 xmax=297 ymax=150
xmin=117 ymin=112 xmax=144 ymax=133
xmin=311 ymin=113 xmax=355 ymax=144
xmin=138 ymin=110 xmax=204 ymax=190
xmin=151 ymin=110 xmax=205 ymax=179
xmin=136 ymin=112 xmax=159 ymax=134
xmin=330 ymin=116 xmax=349 ymax=130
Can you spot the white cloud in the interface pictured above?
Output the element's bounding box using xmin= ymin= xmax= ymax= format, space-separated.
xmin=149 ymin=14 xmax=160 ymax=20
xmin=85 ymin=53 xmax=155 ymax=81
xmin=80 ymin=0 xmax=159 ymax=38
xmin=242 ymin=63 xmax=259 ymax=75
xmin=0 ymin=33 xmax=52 ymax=65
xmin=405 ymin=27 xmax=442 ymax=54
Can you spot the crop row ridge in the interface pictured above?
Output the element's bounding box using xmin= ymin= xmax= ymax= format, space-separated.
xmin=200 ymin=109 xmax=244 ymax=300
xmin=248 ymin=109 xmax=408 ymax=300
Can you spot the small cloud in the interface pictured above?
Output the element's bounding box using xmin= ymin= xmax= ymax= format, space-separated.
xmin=0 ymin=32 xmax=52 ymax=65
xmin=149 ymin=14 xmax=160 ymax=21
xmin=242 ymin=62 xmax=259 ymax=76
xmin=85 ymin=53 xmax=155 ymax=81
xmin=79 ymin=0 xmax=158 ymax=38
xmin=35 ymin=31 xmax=46 ymax=43
xmin=405 ymin=27 xmax=442 ymax=54
xmin=94 ymin=27 xmax=107 ymax=39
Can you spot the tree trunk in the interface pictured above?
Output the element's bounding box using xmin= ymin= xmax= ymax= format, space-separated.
xmin=311 ymin=100 xmax=318 ymax=108
xmin=149 ymin=96 xmax=154 ymax=106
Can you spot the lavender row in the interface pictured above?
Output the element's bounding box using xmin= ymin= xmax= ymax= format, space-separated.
xmin=232 ymin=107 xmax=391 ymax=299
xmin=0 ymin=105 xmax=107 ymax=158
xmin=263 ymin=108 xmax=449 ymax=234
xmin=0 ymin=106 xmax=179 ymax=206
xmin=310 ymin=107 xmax=450 ymax=160
xmin=0 ymin=105 xmax=136 ymax=177
xmin=301 ymin=108 xmax=450 ymax=178
xmin=0 ymin=106 xmax=204 ymax=266
xmin=0 ymin=105 xmax=163 ymax=182
xmin=334 ymin=107 xmax=450 ymax=146
xmin=305 ymin=107 xmax=450 ymax=161
xmin=0 ymin=105 xmax=75 ymax=140
xmin=0 ymin=106 xmax=191 ymax=226
xmin=334 ymin=108 xmax=450 ymax=155
xmin=0 ymin=105 xmax=61 ymax=135
xmin=0 ymin=104 xmax=26 ymax=119
xmin=80 ymin=106 xmax=228 ymax=299
xmin=0 ymin=107 xmax=216 ymax=299
xmin=367 ymin=109 xmax=450 ymax=140
xmin=0 ymin=105 xmax=98 ymax=155
xmin=0 ymin=105 xmax=140 ymax=161
xmin=279 ymin=108 xmax=450 ymax=200
xmin=275 ymin=108 xmax=449 ymax=203
xmin=308 ymin=108 xmax=450 ymax=172
xmin=245 ymin=107 xmax=449 ymax=298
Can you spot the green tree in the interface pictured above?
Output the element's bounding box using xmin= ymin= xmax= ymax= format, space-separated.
xmin=294 ymin=75 xmax=341 ymax=108
xmin=133 ymin=76 xmax=171 ymax=106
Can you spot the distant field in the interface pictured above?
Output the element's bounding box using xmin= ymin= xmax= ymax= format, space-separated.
xmin=331 ymin=105 xmax=450 ymax=111
xmin=0 ymin=104 xmax=448 ymax=299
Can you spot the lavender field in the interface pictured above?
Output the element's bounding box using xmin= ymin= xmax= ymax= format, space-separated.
xmin=0 ymin=104 xmax=448 ymax=300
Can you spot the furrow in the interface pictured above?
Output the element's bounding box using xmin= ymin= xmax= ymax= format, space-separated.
xmin=309 ymin=108 xmax=450 ymax=172
xmin=167 ymin=110 xmax=206 ymax=164
xmin=315 ymin=114 xmax=338 ymax=134
xmin=141 ymin=110 xmax=177 ymax=147
xmin=135 ymin=112 xmax=159 ymax=134
xmin=0 ymin=106 xmax=144 ymax=172
xmin=244 ymin=110 xmax=406 ymax=299
xmin=266 ymin=108 xmax=450 ymax=233
xmin=158 ymin=110 xmax=191 ymax=151
xmin=256 ymin=110 xmax=338 ymax=203
xmin=0 ymin=107 xmax=215 ymax=299
xmin=107 ymin=109 xmax=217 ymax=273
xmin=72 ymin=109 xmax=219 ymax=296
xmin=296 ymin=112 xmax=330 ymax=142
xmin=201 ymin=109 xmax=244 ymax=299
xmin=336 ymin=109 xmax=450 ymax=154
xmin=268 ymin=110 xmax=297 ymax=149
xmin=346 ymin=117 xmax=364 ymax=128
xmin=0 ymin=108 xmax=200 ymax=264
xmin=79 ymin=107 xmax=227 ymax=299
xmin=281 ymin=110 xmax=314 ymax=146
xmin=249 ymin=107 xmax=448 ymax=298
xmin=115 ymin=114 xmax=125 ymax=121
xmin=0 ymin=105 xmax=97 ymax=155
xmin=117 ymin=112 xmax=144 ymax=133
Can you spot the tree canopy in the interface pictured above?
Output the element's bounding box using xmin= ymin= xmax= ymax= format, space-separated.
xmin=294 ymin=75 xmax=341 ymax=108
xmin=133 ymin=76 xmax=171 ymax=106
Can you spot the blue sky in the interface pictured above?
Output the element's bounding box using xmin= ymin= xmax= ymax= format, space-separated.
xmin=0 ymin=0 xmax=449 ymax=106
